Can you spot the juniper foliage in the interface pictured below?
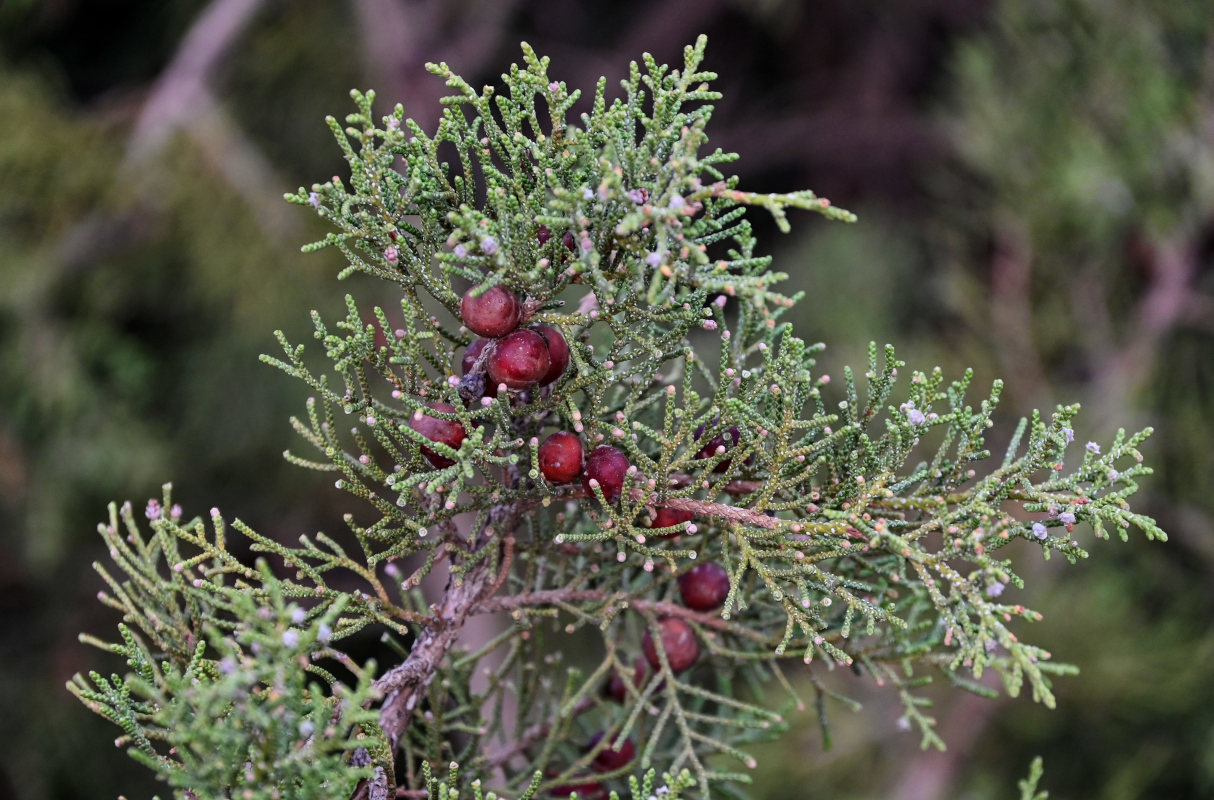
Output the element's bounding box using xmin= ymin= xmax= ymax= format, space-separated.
xmin=71 ymin=37 xmax=1164 ymax=800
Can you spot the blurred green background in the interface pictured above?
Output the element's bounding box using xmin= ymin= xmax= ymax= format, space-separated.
xmin=1 ymin=1 xmax=1211 ymax=798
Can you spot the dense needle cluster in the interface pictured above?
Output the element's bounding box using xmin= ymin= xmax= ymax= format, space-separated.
xmin=69 ymin=35 xmax=1165 ymax=800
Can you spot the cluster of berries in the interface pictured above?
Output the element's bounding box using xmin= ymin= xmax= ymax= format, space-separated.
xmin=407 ymin=274 xmax=742 ymax=798
xmin=539 ymin=433 xmax=634 ymax=504
xmin=406 ymin=283 xmax=570 ymax=469
xmin=459 ymin=284 xmax=570 ymax=398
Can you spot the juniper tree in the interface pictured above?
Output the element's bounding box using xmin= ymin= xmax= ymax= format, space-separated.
xmin=70 ymin=37 xmax=1165 ymax=800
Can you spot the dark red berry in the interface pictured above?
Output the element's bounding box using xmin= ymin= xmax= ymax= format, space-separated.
xmin=486 ymin=329 xmax=551 ymax=390
xmin=461 ymin=284 xmax=522 ymax=338
xmin=644 ymin=506 xmax=693 ymax=537
xmin=533 ymin=324 xmax=570 ymax=386
xmin=539 ymin=431 xmax=583 ymax=484
xmin=678 ymin=562 xmax=730 ymax=611
xmin=694 ymin=423 xmax=746 ymax=473
xmin=606 ymin=658 xmax=648 ymax=703
xmin=407 ymin=402 xmax=466 ymax=468
xmin=582 ymin=445 xmax=630 ymax=502
xmin=537 ymin=225 xmax=552 ymax=245
xmin=641 ymin=617 xmax=700 ymax=674
xmin=562 ymin=231 xmax=576 ymax=251
xmin=588 ymin=732 xmax=636 ymax=772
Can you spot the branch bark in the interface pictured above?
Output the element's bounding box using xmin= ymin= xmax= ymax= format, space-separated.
xmin=477 ymin=588 xmax=770 ymax=643
xmin=374 ymin=553 xmax=497 ymax=746
xmin=351 ymin=497 xmax=523 ymax=800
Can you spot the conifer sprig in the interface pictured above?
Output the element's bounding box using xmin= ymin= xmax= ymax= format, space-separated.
xmin=70 ymin=495 xmax=388 ymax=799
xmin=73 ymin=36 xmax=1163 ymax=800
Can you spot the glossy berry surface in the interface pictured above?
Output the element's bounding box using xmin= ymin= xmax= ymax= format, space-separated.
xmin=539 ymin=431 xmax=583 ymax=484
xmin=536 ymin=225 xmax=552 ymax=245
xmin=588 ymin=732 xmax=636 ymax=772
xmin=582 ymin=445 xmax=630 ymax=502
xmin=695 ymin=424 xmax=744 ymax=473
xmin=644 ymin=506 xmax=693 ymax=536
xmin=678 ymin=562 xmax=730 ymax=611
xmin=407 ymin=402 xmax=466 ymax=468
xmin=460 ymin=284 xmax=522 ymax=338
xmin=641 ymin=617 xmax=700 ymax=674
xmin=532 ymin=324 xmax=570 ymax=385
xmin=486 ymin=329 xmax=551 ymax=390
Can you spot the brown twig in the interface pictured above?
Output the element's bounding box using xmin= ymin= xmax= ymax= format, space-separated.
xmin=476 ymin=589 xmax=769 ymax=643
xmin=658 ymin=494 xmax=781 ymax=529
xmin=352 ymin=566 xmax=491 ymax=800
xmin=374 ymin=515 xmax=514 ymax=745
xmin=355 ymin=457 xmax=783 ymax=795
xmin=354 ymin=478 xmax=800 ymax=800
xmin=629 ymin=478 xmax=787 ymax=529
xmin=506 ymin=475 xmax=785 ymax=533
xmin=350 ymin=497 xmax=524 ymax=800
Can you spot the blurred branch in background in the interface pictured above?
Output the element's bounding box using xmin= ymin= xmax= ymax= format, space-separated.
xmin=887 ymin=693 xmax=1004 ymax=800
xmin=911 ymin=1 xmax=1214 ymax=796
xmin=126 ymin=0 xmax=264 ymax=159
xmin=989 ymin=219 xmax=1050 ymax=411
xmin=1090 ymin=235 xmax=1204 ymax=424
xmin=124 ymin=0 xmax=301 ymax=241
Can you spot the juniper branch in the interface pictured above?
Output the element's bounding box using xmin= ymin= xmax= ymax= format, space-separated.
xmin=73 ymin=34 xmax=1165 ymax=800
